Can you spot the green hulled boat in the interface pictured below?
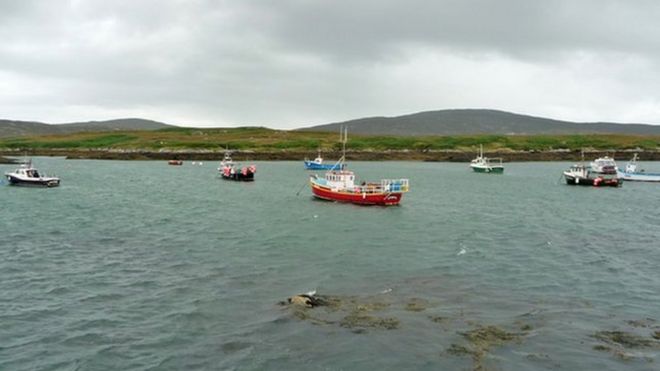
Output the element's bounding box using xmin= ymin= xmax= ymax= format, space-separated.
xmin=470 ymin=145 xmax=504 ymax=173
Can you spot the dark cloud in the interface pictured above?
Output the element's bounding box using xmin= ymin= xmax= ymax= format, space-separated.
xmin=1 ymin=0 xmax=659 ymax=127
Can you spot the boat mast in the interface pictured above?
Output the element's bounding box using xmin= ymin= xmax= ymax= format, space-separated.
xmin=326 ymin=126 xmax=348 ymax=171
xmin=340 ymin=125 xmax=347 ymax=163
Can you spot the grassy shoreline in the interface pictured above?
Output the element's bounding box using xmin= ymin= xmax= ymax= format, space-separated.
xmin=1 ymin=127 xmax=659 ymax=161
xmin=1 ymin=148 xmax=659 ymax=162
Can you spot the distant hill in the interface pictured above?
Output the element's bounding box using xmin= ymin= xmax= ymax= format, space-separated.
xmin=0 ymin=118 xmax=175 ymax=138
xmin=299 ymin=109 xmax=660 ymax=136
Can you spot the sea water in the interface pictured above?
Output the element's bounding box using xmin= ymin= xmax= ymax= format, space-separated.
xmin=1 ymin=158 xmax=659 ymax=370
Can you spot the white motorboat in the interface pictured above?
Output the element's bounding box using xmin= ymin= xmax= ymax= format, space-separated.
xmin=4 ymin=159 xmax=60 ymax=187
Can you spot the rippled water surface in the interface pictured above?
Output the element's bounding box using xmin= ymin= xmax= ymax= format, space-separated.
xmin=2 ymin=158 xmax=660 ymax=370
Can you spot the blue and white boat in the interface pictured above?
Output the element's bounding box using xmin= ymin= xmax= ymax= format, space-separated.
xmin=4 ymin=159 xmax=60 ymax=187
xmin=617 ymin=154 xmax=660 ymax=182
xmin=304 ymin=150 xmax=345 ymax=171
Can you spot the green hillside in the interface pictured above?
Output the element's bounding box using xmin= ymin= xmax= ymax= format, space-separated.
xmin=1 ymin=127 xmax=659 ymax=152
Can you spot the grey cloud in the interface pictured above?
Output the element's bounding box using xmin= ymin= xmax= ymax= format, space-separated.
xmin=1 ymin=0 xmax=660 ymax=127
xmin=259 ymin=0 xmax=660 ymax=61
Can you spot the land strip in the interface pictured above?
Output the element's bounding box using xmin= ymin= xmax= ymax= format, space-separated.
xmin=0 ymin=127 xmax=659 ymax=161
xmin=1 ymin=149 xmax=659 ymax=162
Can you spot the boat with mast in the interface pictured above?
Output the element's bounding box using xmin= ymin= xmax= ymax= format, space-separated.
xmin=617 ymin=153 xmax=660 ymax=182
xmin=470 ymin=145 xmax=504 ymax=173
xmin=308 ymin=127 xmax=409 ymax=206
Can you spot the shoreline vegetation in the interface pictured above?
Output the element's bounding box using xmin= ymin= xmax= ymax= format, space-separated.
xmin=1 ymin=127 xmax=659 ymax=161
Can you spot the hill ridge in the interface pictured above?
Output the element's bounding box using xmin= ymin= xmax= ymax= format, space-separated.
xmin=0 ymin=118 xmax=174 ymax=137
xmin=299 ymin=109 xmax=660 ymax=136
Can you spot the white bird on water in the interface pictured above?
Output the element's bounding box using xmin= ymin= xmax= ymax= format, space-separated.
xmin=457 ymin=247 xmax=467 ymax=256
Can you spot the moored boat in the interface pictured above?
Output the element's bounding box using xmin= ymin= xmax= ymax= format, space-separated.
xmin=470 ymin=145 xmax=504 ymax=173
xmin=304 ymin=150 xmax=345 ymax=170
xmin=168 ymin=160 xmax=183 ymax=166
xmin=218 ymin=150 xmax=256 ymax=181
xmin=4 ymin=159 xmax=60 ymax=187
xmin=617 ymin=154 xmax=660 ymax=182
xmin=308 ymin=127 xmax=409 ymax=206
xmin=563 ymin=155 xmax=621 ymax=187
xmin=310 ymin=171 xmax=409 ymax=205
xmin=590 ymin=156 xmax=617 ymax=174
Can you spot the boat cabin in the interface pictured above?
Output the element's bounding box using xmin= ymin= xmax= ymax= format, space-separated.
xmin=624 ymin=154 xmax=639 ymax=173
xmin=11 ymin=168 xmax=41 ymax=178
xmin=591 ymin=157 xmax=617 ymax=174
xmin=567 ymin=164 xmax=588 ymax=176
xmin=324 ymin=170 xmax=355 ymax=189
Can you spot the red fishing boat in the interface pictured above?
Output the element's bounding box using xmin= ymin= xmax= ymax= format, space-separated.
xmin=168 ymin=160 xmax=183 ymax=166
xmin=308 ymin=128 xmax=409 ymax=206
xmin=310 ymin=171 xmax=409 ymax=205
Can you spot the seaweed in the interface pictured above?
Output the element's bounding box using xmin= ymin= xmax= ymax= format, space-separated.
xmin=429 ymin=315 xmax=447 ymax=323
xmin=339 ymin=313 xmax=400 ymax=330
xmin=591 ymin=329 xmax=660 ymax=362
xmin=592 ymin=331 xmax=655 ymax=348
xmin=404 ymin=297 xmax=430 ymax=312
xmin=281 ymin=293 xmax=397 ymax=332
xmin=446 ymin=325 xmax=525 ymax=371
xmin=626 ymin=318 xmax=656 ymax=328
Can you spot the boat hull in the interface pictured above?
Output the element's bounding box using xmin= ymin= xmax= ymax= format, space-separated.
xmin=6 ymin=175 xmax=60 ymax=187
xmin=617 ymin=170 xmax=660 ymax=182
xmin=471 ymin=165 xmax=504 ymax=174
xmin=563 ymin=174 xmax=620 ymax=187
xmin=221 ymin=172 xmax=255 ymax=182
xmin=304 ymin=161 xmax=343 ymax=170
xmin=310 ymin=181 xmax=403 ymax=205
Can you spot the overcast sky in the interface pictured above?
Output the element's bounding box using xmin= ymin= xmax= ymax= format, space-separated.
xmin=1 ymin=0 xmax=660 ymax=128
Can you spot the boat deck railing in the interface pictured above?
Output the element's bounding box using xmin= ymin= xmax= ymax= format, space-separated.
xmin=353 ymin=179 xmax=409 ymax=193
xmin=369 ymin=179 xmax=409 ymax=193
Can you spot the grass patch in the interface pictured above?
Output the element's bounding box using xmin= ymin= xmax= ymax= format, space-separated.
xmin=1 ymin=128 xmax=659 ymax=152
xmin=1 ymin=134 xmax=138 ymax=148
